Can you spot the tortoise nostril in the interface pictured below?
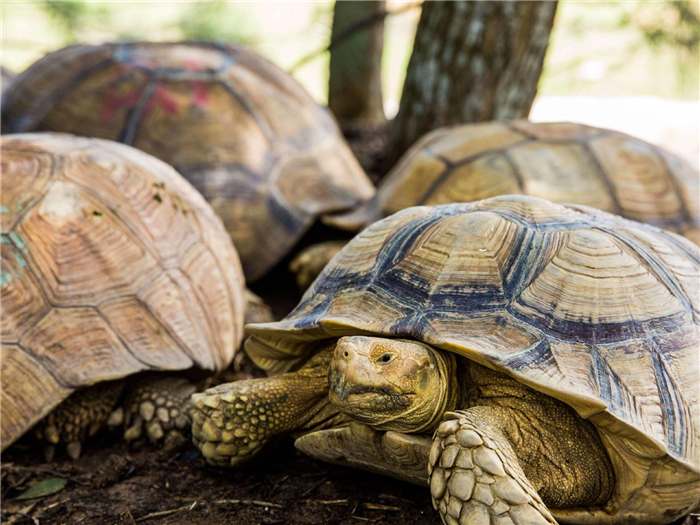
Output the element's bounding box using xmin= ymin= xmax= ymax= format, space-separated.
xmin=344 ymin=351 xmax=349 ymax=357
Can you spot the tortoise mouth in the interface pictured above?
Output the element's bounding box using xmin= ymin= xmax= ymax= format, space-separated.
xmin=329 ymin=389 xmax=415 ymax=412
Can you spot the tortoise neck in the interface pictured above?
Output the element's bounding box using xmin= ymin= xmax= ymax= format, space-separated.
xmin=419 ymin=348 xmax=461 ymax=433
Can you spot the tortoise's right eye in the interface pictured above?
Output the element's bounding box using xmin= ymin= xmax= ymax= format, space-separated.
xmin=376 ymin=353 xmax=394 ymax=365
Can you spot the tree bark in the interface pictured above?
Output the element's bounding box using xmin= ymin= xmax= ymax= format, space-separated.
xmin=386 ymin=0 xmax=558 ymax=170
xmin=328 ymin=0 xmax=386 ymax=126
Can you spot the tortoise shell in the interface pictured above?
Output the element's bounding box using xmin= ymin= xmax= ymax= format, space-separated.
xmin=1 ymin=42 xmax=375 ymax=281
xmin=247 ymin=195 xmax=700 ymax=520
xmin=328 ymin=121 xmax=699 ymax=245
xmin=1 ymin=133 xmax=246 ymax=449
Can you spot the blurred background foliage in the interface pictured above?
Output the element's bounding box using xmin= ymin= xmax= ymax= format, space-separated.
xmin=1 ymin=0 xmax=698 ymax=165
xmin=2 ymin=1 xmax=698 ymax=104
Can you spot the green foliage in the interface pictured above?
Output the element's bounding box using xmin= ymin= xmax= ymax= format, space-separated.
xmin=631 ymin=1 xmax=699 ymax=52
xmin=176 ymin=2 xmax=257 ymax=45
xmin=15 ymin=478 xmax=67 ymax=501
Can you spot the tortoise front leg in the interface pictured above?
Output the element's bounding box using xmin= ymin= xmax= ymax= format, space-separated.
xmin=191 ymin=345 xmax=345 ymax=467
xmin=429 ymin=408 xmax=557 ymax=525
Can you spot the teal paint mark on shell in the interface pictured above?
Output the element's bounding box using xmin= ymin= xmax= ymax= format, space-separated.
xmin=16 ymin=204 xmax=23 ymax=211
xmin=0 ymin=206 xmax=9 ymax=214
xmin=15 ymin=252 xmax=27 ymax=269
xmin=0 ymin=270 xmax=14 ymax=286
xmin=1 ymin=235 xmax=10 ymax=244
xmin=9 ymin=232 xmax=29 ymax=254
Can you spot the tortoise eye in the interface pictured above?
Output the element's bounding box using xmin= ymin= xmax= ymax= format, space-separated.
xmin=377 ymin=353 xmax=394 ymax=364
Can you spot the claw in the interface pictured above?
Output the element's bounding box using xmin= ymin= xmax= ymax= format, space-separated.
xmin=124 ymin=415 xmax=143 ymax=441
xmin=107 ymin=408 xmax=124 ymax=428
xmin=146 ymin=420 xmax=164 ymax=442
xmin=66 ymin=441 xmax=82 ymax=460
xmin=44 ymin=425 xmax=60 ymax=444
xmin=43 ymin=444 xmax=56 ymax=462
xmin=139 ymin=401 xmax=155 ymax=422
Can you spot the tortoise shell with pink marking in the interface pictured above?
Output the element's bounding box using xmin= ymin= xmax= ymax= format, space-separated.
xmin=328 ymin=121 xmax=699 ymax=245
xmin=1 ymin=42 xmax=374 ymax=281
xmin=247 ymin=195 xmax=700 ymax=522
xmin=1 ymin=133 xmax=246 ymax=449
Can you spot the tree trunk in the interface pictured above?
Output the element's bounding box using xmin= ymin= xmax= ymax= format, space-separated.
xmin=328 ymin=0 xmax=386 ymax=127
xmin=386 ymin=0 xmax=558 ymax=170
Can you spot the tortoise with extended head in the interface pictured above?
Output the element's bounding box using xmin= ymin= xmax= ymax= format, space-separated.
xmin=1 ymin=41 xmax=374 ymax=282
xmin=1 ymin=133 xmax=247 ymax=459
xmin=291 ymin=121 xmax=700 ymax=289
xmin=193 ymin=196 xmax=700 ymax=524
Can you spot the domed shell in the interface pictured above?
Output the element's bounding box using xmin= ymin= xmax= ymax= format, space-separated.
xmin=328 ymin=121 xmax=699 ymax=245
xmin=247 ymin=195 xmax=700 ymax=520
xmin=1 ymin=42 xmax=375 ymax=281
xmin=1 ymin=133 xmax=246 ymax=449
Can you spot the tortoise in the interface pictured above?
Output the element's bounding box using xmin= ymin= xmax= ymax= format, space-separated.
xmin=192 ymin=195 xmax=700 ymax=524
xmin=1 ymin=41 xmax=375 ymax=282
xmin=1 ymin=133 xmax=247 ymax=459
xmin=290 ymin=121 xmax=700 ymax=289
xmin=1 ymin=65 xmax=15 ymax=99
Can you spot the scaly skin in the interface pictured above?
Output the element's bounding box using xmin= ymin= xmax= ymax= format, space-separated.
xmin=191 ymin=336 xmax=615 ymax=523
xmin=33 ymin=375 xmax=198 ymax=459
xmin=191 ymin=344 xmax=348 ymax=467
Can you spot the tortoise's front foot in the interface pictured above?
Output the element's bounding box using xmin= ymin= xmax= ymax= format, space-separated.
xmin=191 ymin=380 xmax=275 ymax=467
xmin=429 ymin=409 xmax=557 ymax=525
xmin=111 ymin=376 xmax=195 ymax=445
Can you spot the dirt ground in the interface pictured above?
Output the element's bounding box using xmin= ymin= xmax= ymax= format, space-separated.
xmin=1 ymin=432 xmax=444 ymax=525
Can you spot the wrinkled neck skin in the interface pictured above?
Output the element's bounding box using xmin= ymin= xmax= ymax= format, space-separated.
xmin=327 ymin=336 xmax=461 ymax=434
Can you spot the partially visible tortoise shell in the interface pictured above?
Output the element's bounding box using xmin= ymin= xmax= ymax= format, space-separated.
xmin=1 ymin=42 xmax=375 ymax=281
xmin=247 ymin=195 xmax=700 ymax=522
xmin=328 ymin=121 xmax=699 ymax=244
xmin=1 ymin=133 xmax=246 ymax=449
xmin=1 ymin=65 xmax=15 ymax=96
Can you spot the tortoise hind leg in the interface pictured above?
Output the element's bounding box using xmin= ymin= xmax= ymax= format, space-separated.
xmin=116 ymin=375 xmax=196 ymax=445
xmin=35 ymin=380 xmax=124 ymax=461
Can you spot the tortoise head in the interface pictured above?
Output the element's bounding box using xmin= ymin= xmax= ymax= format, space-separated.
xmin=328 ymin=336 xmax=456 ymax=433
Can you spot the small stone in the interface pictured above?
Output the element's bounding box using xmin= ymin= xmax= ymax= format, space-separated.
xmin=456 ymin=429 xmax=483 ymax=447
xmin=175 ymin=415 xmax=189 ymax=429
xmin=455 ymin=450 xmax=474 ymax=469
xmin=493 ymin=477 xmax=529 ymax=505
xmin=459 ymin=501 xmax=489 ymax=525
xmin=155 ymin=397 xmax=166 ymax=406
xmin=139 ymin=401 xmax=155 ymax=421
xmin=440 ymin=445 xmax=460 ymax=468
xmin=474 ymin=446 xmax=506 ymax=476
xmin=447 ymin=470 xmax=475 ymax=501
xmin=472 ymin=484 xmax=494 ymax=506
xmin=430 ymin=468 xmax=447 ymax=499
xmin=170 ymin=408 xmax=179 ymax=418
